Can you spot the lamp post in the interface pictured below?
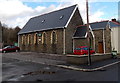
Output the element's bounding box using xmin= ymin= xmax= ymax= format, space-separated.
xmin=86 ymin=0 xmax=91 ymax=65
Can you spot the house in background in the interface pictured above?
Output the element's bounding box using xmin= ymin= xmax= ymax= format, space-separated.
xmin=72 ymin=19 xmax=120 ymax=54
xmin=89 ymin=19 xmax=120 ymax=54
xmin=90 ymin=20 xmax=111 ymax=53
xmin=110 ymin=19 xmax=120 ymax=53
xmin=18 ymin=4 xmax=84 ymax=54
xmin=73 ymin=25 xmax=94 ymax=51
xmin=0 ymin=21 xmax=2 ymax=49
xmin=72 ymin=20 xmax=112 ymax=54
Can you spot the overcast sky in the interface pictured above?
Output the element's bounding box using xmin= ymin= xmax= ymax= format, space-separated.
xmin=0 ymin=0 xmax=119 ymax=28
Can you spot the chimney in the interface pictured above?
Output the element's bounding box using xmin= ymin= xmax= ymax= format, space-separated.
xmin=112 ymin=18 xmax=116 ymax=22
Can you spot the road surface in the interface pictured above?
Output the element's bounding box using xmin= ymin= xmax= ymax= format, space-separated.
xmin=2 ymin=56 xmax=120 ymax=82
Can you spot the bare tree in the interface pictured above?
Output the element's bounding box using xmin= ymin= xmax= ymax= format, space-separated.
xmin=2 ymin=24 xmax=21 ymax=46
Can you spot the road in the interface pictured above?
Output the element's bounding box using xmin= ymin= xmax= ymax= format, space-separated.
xmin=2 ymin=55 xmax=120 ymax=82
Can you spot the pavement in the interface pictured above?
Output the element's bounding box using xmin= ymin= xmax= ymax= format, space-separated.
xmin=2 ymin=52 xmax=120 ymax=72
xmin=3 ymin=57 xmax=119 ymax=81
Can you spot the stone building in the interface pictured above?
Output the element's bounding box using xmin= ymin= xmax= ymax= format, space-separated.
xmin=73 ymin=19 xmax=120 ymax=54
xmin=18 ymin=4 xmax=84 ymax=54
xmin=89 ymin=19 xmax=120 ymax=53
xmin=73 ymin=25 xmax=94 ymax=51
xmin=90 ymin=21 xmax=111 ymax=53
xmin=110 ymin=19 xmax=120 ymax=53
xmin=18 ymin=4 xmax=120 ymax=54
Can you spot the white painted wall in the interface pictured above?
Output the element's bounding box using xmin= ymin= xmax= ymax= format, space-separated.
xmin=111 ymin=27 xmax=120 ymax=53
xmin=118 ymin=27 xmax=120 ymax=53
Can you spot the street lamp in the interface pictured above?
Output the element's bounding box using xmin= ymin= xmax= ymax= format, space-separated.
xmin=86 ymin=0 xmax=91 ymax=65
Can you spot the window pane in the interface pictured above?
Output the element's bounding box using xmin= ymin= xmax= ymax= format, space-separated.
xmin=43 ymin=33 xmax=46 ymax=44
xmin=52 ymin=32 xmax=56 ymax=44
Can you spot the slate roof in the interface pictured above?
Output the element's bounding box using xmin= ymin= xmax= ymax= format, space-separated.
xmin=73 ymin=20 xmax=120 ymax=38
xmin=18 ymin=4 xmax=77 ymax=35
xmin=109 ymin=21 xmax=120 ymax=27
xmin=90 ymin=21 xmax=120 ymax=30
xmin=73 ymin=25 xmax=87 ymax=38
xmin=90 ymin=21 xmax=109 ymax=30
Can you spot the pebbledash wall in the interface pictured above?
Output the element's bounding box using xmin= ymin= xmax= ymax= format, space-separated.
xmin=18 ymin=7 xmax=83 ymax=54
xmin=111 ymin=26 xmax=120 ymax=53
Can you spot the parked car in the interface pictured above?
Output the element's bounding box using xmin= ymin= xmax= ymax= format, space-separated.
xmin=0 ymin=45 xmax=20 ymax=53
xmin=74 ymin=46 xmax=95 ymax=55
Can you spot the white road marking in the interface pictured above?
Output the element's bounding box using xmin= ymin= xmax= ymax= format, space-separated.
xmin=57 ymin=60 xmax=120 ymax=71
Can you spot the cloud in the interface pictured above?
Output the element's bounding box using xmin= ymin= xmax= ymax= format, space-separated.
xmin=60 ymin=0 xmax=105 ymax=23
xmin=0 ymin=0 xmax=107 ymax=28
xmin=89 ymin=11 xmax=105 ymax=23
xmin=0 ymin=0 xmax=33 ymax=28
xmin=19 ymin=0 xmax=120 ymax=2
xmin=0 ymin=0 xmax=60 ymax=28
xmin=0 ymin=0 xmax=51 ymax=28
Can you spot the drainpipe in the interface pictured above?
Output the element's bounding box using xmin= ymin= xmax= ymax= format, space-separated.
xmin=93 ymin=37 xmax=96 ymax=51
xmin=72 ymin=39 xmax=75 ymax=53
xmin=63 ymin=28 xmax=66 ymax=54
xmin=103 ymin=29 xmax=106 ymax=54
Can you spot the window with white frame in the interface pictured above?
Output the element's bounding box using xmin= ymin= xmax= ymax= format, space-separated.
xmin=28 ymin=34 xmax=31 ymax=45
xmin=22 ymin=35 xmax=25 ymax=45
xmin=42 ymin=32 xmax=47 ymax=44
xmin=34 ymin=33 xmax=37 ymax=44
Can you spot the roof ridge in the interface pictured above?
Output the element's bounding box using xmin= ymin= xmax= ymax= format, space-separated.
xmin=90 ymin=20 xmax=109 ymax=24
xmin=110 ymin=21 xmax=120 ymax=25
xmin=32 ymin=4 xmax=77 ymax=19
xmin=18 ymin=4 xmax=79 ymax=34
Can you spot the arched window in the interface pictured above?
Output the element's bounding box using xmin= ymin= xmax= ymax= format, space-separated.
xmin=28 ymin=34 xmax=31 ymax=45
xmin=24 ymin=36 xmax=27 ymax=45
xmin=51 ymin=31 xmax=57 ymax=44
xmin=34 ymin=33 xmax=37 ymax=44
xmin=42 ymin=32 xmax=47 ymax=44
xmin=22 ymin=35 xmax=25 ymax=45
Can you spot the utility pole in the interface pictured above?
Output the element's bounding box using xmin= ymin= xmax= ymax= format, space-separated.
xmin=86 ymin=0 xmax=91 ymax=65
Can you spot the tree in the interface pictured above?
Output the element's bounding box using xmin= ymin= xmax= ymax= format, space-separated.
xmin=2 ymin=24 xmax=21 ymax=46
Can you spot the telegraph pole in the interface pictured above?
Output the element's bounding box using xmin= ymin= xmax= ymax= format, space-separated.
xmin=86 ymin=0 xmax=91 ymax=65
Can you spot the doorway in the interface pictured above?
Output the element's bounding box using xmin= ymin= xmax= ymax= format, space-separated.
xmin=98 ymin=42 xmax=104 ymax=53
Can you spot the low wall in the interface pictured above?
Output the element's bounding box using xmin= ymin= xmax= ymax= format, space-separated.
xmin=66 ymin=54 xmax=112 ymax=65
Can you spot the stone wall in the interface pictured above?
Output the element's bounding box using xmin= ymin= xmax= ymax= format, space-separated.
xmin=74 ymin=38 xmax=87 ymax=48
xmin=65 ymin=8 xmax=83 ymax=54
xmin=73 ymin=32 xmax=94 ymax=50
xmin=104 ymin=28 xmax=111 ymax=53
xmin=19 ymin=28 xmax=64 ymax=54
xmin=93 ymin=28 xmax=111 ymax=53
xmin=67 ymin=54 xmax=112 ymax=65
xmin=93 ymin=30 xmax=103 ymax=53
xmin=19 ymin=8 xmax=84 ymax=54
